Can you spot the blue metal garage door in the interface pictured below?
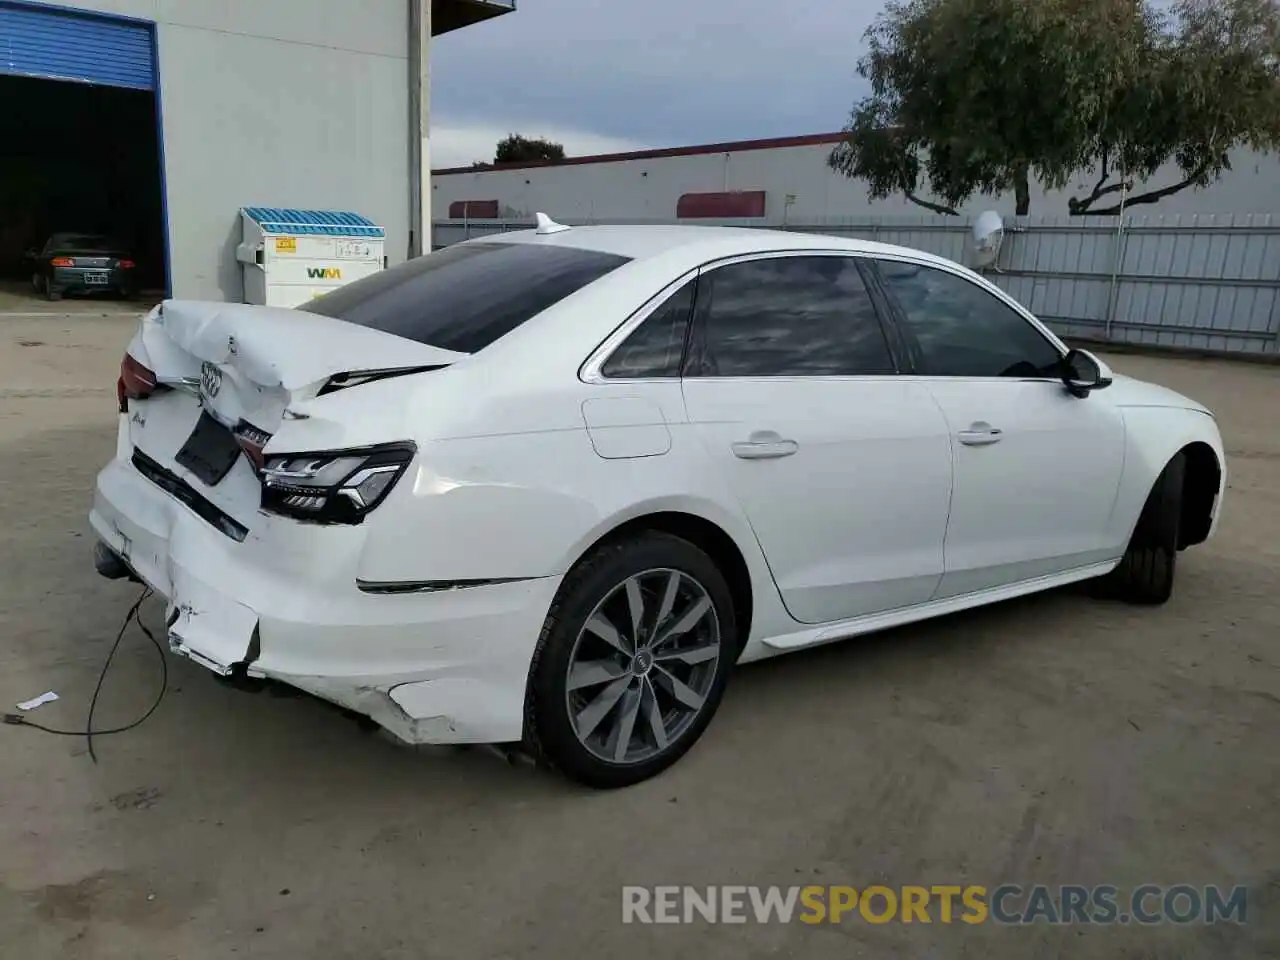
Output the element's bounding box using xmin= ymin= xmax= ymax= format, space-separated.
xmin=0 ymin=1 xmax=155 ymax=90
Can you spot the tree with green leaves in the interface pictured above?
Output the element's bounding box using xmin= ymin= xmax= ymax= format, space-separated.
xmin=828 ymin=0 xmax=1280 ymax=216
xmin=495 ymin=134 xmax=566 ymax=164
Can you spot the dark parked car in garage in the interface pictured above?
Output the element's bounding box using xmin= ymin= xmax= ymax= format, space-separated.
xmin=26 ymin=233 xmax=137 ymax=301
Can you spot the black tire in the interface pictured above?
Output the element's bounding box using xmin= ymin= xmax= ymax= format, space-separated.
xmin=1100 ymin=453 xmax=1186 ymax=605
xmin=45 ymin=284 xmax=62 ymax=302
xmin=525 ymin=531 xmax=738 ymax=788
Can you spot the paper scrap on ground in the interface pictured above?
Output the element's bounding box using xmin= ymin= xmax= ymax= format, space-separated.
xmin=16 ymin=691 xmax=59 ymax=711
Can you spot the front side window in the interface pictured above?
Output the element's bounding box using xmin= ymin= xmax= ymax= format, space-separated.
xmin=601 ymin=281 xmax=695 ymax=379
xmin=685 ymin=255 xmax=895 ymax=377
xmin=876 ymin=260 xmax=1063 ymax=378
xmin=301 ymin=241 xmax=631 ymax=354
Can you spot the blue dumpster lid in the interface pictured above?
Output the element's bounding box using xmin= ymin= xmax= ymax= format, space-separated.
xmin=242 ymin=207 xmax=385 ymax=238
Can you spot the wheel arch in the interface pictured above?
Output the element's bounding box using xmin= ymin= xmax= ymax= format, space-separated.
xmin=1113 ymin=405 xmax=1225 ymax=552
xmin=1178 ymin=440 xmax=1222 ymax=549
xmin=564 ymin=508 xmax=756 ymax=650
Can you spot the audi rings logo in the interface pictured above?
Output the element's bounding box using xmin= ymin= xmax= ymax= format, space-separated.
xmin=201 ymin=362 xmax=223 ymax=400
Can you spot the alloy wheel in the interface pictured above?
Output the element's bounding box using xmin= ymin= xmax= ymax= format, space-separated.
xmin=564 ymin=567 xmax=722 ymax=765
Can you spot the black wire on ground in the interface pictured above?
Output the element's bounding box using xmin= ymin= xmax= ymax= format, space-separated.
xmin=3 ymin=585 xmax=167 ymax=762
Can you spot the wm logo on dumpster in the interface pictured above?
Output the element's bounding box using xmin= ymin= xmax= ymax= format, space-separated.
xmin=307 ymin=267 xmax=342 ymax=279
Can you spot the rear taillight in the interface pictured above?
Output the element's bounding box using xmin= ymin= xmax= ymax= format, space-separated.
xmin=118 ymin=259 xmax=136 ymax=269
xmin=51 ymin=257 xmax=74 ymax=267
xmin=260 ymin=443 xmax=415 ymax=525
xmin=117 ymin=353 xmax=157 ymax=412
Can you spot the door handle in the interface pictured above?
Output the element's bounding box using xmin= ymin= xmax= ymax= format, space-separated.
xmin=957 ymin=422 xmax=1003 ymax=447
xmin=732 ymin=431 xmax=799 ymax=460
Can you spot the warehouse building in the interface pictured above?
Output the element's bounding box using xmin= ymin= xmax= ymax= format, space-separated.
xmin=433 ymin=132 xmax=1280 ymax=224
xmin=0 ymin=0 xmax=514 ymax=301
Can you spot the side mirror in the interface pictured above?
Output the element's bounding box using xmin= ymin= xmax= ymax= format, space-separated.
xmin=1062 ymin=348 xmax=1113 ymax=399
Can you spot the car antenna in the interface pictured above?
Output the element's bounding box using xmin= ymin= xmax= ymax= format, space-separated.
xmin=534 ymin=212 xmax=571 ymax=235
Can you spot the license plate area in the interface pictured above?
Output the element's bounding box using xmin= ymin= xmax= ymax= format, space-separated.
xmin=84 ymin=272 xmax=110 ymax=285
xmin=175 ymin=412 xmax=242 ymax=487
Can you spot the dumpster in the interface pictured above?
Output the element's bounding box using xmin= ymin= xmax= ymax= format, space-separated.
xmin=235 ymin=206 xmax=385 ymax=308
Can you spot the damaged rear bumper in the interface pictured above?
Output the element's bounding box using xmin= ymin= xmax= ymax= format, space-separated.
xmin=89 ymin=454 xmax=560 ymax=745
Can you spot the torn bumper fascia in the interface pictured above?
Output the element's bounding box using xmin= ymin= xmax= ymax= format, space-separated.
xmin=90 ymin=455 xmax=561 ymax=746
xmin=283 ymin=675 xmax=529 ymax=745
xmin=131 ymin=549 xmax=557 ymax=745
xmin=166 ymin=603 xmax=523 ymax=745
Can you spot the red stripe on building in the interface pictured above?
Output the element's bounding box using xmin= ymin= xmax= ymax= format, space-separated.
xmin=676 ymin=190 xmax=767 ymax=219
xmin=447 ymin=199 xmax=500 ymax=218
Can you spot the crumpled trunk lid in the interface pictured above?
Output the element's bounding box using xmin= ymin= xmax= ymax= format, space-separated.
xmin=123 ymin=299 xmax=462 ymax=532
xmin=151 ymin=299 xmax=461 ymax=394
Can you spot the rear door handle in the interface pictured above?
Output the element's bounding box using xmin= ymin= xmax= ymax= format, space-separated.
xmin=732 ymin=431 xmax=799 ymax=460
xmin=957 ymin=421 xmax=1004 ymax=447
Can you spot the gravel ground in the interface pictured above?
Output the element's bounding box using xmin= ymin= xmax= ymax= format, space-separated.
xmin=1 ymin=312 xmax=1277 ymax=959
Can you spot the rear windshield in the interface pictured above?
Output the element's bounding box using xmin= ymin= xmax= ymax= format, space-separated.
xmin=299 ymin=241 xmax=631 ymax=354
xmin=50 ymin=234 xmax=118 ymax=252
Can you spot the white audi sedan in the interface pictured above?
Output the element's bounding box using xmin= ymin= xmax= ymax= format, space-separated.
xmin=91 ymin=217 xmax=1226 ymax=787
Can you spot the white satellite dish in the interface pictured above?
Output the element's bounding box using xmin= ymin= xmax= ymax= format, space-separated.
xmin=971 ymin=210 xmax=1005 ymax=268
xmin=534 ymin=212 xmax=572 ymax=235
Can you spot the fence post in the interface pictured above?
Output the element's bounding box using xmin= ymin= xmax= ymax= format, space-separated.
xmin=1268 ymin=248 xmax=1280 ymax=355
xmin=1104 ymin=216 xmax=1128 ymax=340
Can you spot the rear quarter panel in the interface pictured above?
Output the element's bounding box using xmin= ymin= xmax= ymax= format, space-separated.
xmin=351 ymin=374 xmax=793 ymax=649
xmin=355 ymin=417 xmax=766 ymax=584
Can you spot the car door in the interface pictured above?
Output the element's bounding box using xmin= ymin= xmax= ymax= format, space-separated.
xmin=678 ymin=252 xmax=954 ymax=625
xmin=871 ymin=256 xmax=1127 ymax=599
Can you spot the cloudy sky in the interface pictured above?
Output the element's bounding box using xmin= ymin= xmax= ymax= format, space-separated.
xmin=429 ymin=0 xmax=880 ymax=168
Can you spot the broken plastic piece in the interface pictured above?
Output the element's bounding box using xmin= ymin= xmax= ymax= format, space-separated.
xmin=16 ymin=691 xmax=58 ymax=711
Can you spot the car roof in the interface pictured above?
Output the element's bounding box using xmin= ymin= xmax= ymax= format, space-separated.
xmin=474 ymin=222 xmax=952 ymax=268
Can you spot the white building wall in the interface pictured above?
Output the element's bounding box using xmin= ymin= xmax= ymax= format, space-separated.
xmin=42 ymin=0 xmax=413 ymax=300
xmin=433 ymin=139 xmax=1280 ymax=223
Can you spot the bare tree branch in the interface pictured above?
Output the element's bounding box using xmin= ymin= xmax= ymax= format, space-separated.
xmin=903 ymin=190 xmax=960 ymax=216
xmin=1093 ymin=149 xmax=1111 ymax=195
xmin=1084 ymin=163 xmax=1213 ymax=215
xmin=1068 ymin=146 xmax=1141 ymax=212
xmin=1070 ymin=178 xmax=1134 ymax=213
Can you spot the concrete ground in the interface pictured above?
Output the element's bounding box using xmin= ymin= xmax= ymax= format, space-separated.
xmin=1 ymin=312 xmax=1277 ymax=959
xmin=0 ymin=280 xmax=160 ymax=316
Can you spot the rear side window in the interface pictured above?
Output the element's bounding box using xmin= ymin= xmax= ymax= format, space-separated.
xmin=601 ymin=281 xmax=695 ymax=379
xmin=300 ymin=242 xmax=631 ymax=354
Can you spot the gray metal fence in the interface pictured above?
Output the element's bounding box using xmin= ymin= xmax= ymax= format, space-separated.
xmin=432 ymin=214 xmax=1280 ymax=357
